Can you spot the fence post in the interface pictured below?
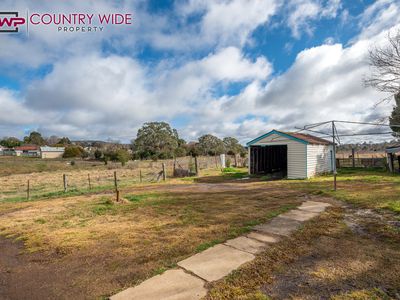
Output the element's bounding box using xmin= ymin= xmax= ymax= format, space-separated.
xmin=351 ymin=148 xmax=355 ymax=168
xmin=27 ymin=180 xmax=30 ymax=201
xmin=139 ymin=169 xmax=142 ymax=183
xmin=114 ymin=171 xmax=118 ymax=191
xmin=162 ymin=163 xmax=166 ymax=181
xmin=63 ymin=174 xmax=68 ymax=193
xmin=194 ymin=156 xmax=199 ymax=176
xmin=116 ymin=190 xmax=120 ymax=202
xmin=113 ymin=171 xmax=120 ymax=201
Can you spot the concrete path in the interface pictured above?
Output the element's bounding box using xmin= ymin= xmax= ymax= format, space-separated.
xmin=110 ymin=200 xmax=331 ymax=300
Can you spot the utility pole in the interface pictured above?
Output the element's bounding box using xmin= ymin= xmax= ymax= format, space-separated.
xmin=332 ymin=121 xmax=337 ymax=191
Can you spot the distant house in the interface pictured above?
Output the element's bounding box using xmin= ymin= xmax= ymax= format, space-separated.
xmin=40 ymin=146 xmax=65 ymax=159
xmin=0 ymin=145 xmax=4 ymax=154
xmin=14 ymin=145 xmax=40 ymax=157
xmin=247 ymin=130 xmax=334 ymax=179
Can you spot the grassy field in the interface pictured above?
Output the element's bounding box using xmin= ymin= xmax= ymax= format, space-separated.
xmin=0 ymin=156 xmax=106 ymax=176
xmin=0 ymin=161 xmax=399 ymax=299
xmin=0 ymin=167 xmax=302 ymax=299
xmin=287 ymin=168 xmax=400 ymax=213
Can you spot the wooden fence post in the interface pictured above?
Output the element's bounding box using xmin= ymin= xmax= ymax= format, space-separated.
xmin=139 ymin=169 xmax=142 ymax=183
xmin=114 ymin=171 xmax=118 ymax=191
xmin=27 ymin=180 xmax=30 ymax=201
xmin=162 ymin=163 xmax=166 ymax=181
xmin=194 ymin=156 xmax=199 ymax=176
xmin=113 ymin=171 xmax=120 ymax=201
xmin=351 ymin=148 xmax=355 ymax=168
xmin=116 ymin=190 xmax=120 ymax=202
xmin=63 ymin=174 xmax=67 ymax=192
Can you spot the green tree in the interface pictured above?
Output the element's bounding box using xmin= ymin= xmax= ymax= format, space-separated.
xmin=63 ymin=145 xmax=84 ymax=158
xmin=185 ymin=142 xmax=201 ymax=157
xmin=94 ymin=149 xmax=103 ymax=160
xmin=23 ymin=131 xmax=46 ymax=145
xmin=223 ymin=137 xmax=244 ymax=155
xmin=223 ymin=137 xmax=245 ymax=166
xmin=116 ymin=149 xmax=130 ymax=166
xmin=132 ymin=122 xmax=180 ymax=159
xmin=198 ymin=134 xmax=224 ymax=156
xmin=58 ymin=137 xmax=71 ymax=145
xmin=390 ymin=92 xmax=400 ymax=136
xmin=174 ymin=138 xmax=187 ymax=157
xmin=0 ymin=137 xmax=21 ymax=148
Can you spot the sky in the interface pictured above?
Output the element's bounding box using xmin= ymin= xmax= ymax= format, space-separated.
xmin=0 ymin=0 xmax=399 ymax=144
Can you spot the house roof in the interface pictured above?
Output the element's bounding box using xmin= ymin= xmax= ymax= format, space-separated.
xmin=15 ymin=145 xmax=39 ymax=151
xmin=246 ymin=130 xmax=332 ymax=146
xmin=40 ymin=146 xmax=65 ymax=152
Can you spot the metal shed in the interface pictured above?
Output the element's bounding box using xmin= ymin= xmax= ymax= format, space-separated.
xmin=246 ymin=130 xmax=334 ymax=179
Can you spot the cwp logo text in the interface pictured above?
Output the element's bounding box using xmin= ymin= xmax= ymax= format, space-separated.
xmin=0 ymin=12 xmax=26 ymax=33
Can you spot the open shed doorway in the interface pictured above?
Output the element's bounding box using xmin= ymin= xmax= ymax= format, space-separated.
xmin=250 ymin=145 xmax=288 ymax=178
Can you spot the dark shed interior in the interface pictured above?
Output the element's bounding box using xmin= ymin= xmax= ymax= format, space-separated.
xmin=249 ymin=145 xmax=288 ymax=177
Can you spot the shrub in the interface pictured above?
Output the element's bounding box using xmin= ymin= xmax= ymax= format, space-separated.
xmin=226 ymin=158 xmax=231 ymax=168
xmin=94 ymin=149 xmax=103 ymax=160
xmin=63 ymin=145 xmax=84 ymax=158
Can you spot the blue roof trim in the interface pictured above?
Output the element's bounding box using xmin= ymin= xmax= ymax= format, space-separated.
xmin=246 ymin=130 xmax=309 ymax=146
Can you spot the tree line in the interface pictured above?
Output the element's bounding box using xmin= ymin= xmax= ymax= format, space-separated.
xmin=0 ymin=122 xmax=246 ymax=165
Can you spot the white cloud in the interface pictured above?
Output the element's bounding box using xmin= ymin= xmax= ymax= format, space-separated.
xmin=161 ymin=0 xmax=280 ymax=50
xmin=3 ymin=47 xmax=271 ymax=140
xmin=0 ymin=90 xmax=40 ymax=125
xmin=285 ymin=0 xmax=342 ymax=38
xmin=252 ymin=37 xmax=394 ymax=142
xmin=357 ymin=0 xmax=400 ymax=40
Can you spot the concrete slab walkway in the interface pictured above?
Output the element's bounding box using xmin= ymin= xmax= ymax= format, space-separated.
xmin=110 ymin=269 xmax=206 ymax=300
xmin=110 ymin=200 xmax=331 ymax=300
xmin=178 ymin=244 xmax=254 ymax=281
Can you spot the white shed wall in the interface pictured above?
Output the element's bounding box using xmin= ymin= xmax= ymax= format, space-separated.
xmin=306 ymin=144 xmax=333 ymax=177
xmin=252 ymin=133 xmax=307 ymax=179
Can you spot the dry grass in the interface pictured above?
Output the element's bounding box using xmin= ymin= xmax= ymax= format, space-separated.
xmin=1 ymin=165 xmax=400 ymax=299
xmin=282 ymin=168 xmax=400 ymax=213
xmin=0 ymin=172 xmax=301 ymax=299
xmin=205 ymin=208 xmax=400 ymax=299
xmin=0 ymin=156 xmax=225 ymax=201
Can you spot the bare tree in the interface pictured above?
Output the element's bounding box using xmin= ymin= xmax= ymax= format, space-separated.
xmin=364 ymin=30 xmax=400 ymax=100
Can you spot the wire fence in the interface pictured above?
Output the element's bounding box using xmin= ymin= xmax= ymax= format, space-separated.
xmin=0 ymin=155 xmax=247 ymax=202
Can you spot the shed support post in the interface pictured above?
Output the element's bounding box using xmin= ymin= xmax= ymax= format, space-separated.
xmin=332 ymin=121 xmax=337 ymax=191
xmin=248 ymin=147 xmax=251 ymax=175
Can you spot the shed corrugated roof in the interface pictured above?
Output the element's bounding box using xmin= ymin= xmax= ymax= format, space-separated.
xmin=282 ymin=132 xmax=332 ymax=145
xmin=40 ymin=146 xmax=65 ymax=152
xmin=247 ymin=129 xmax=332 ymax=146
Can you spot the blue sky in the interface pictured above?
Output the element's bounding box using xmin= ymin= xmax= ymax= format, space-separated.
xmin=0 ymin=0 xmax=399 ymax=143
